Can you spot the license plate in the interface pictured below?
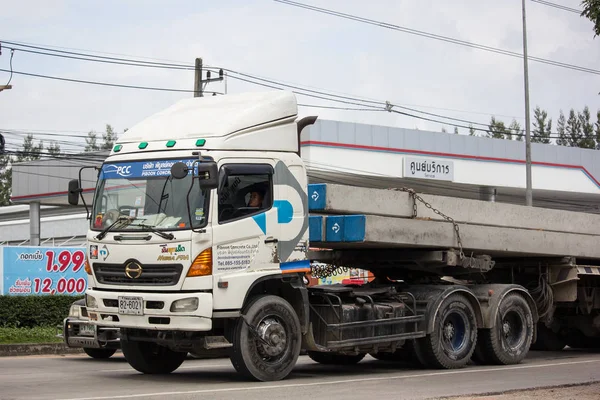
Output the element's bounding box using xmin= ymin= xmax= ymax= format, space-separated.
xmin=118 ymin=296 xmax=144 ymax=315
xmin=79 ymin=323 xmax=95 ymax=336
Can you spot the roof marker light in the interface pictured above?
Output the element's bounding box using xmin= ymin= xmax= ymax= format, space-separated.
xmin=195 ymin=139 xmax=206 ymax=147
xmin=113 ymin=144 xmax=122 ymax=152
xmin=166 ymin=140 xmax=176 ymax=148
xmin=138 ymin=142 xmax=148 ymax=149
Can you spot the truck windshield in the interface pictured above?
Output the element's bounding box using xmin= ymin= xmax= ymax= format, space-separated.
xmin=91 ymin=158 xmax=208 ymax=231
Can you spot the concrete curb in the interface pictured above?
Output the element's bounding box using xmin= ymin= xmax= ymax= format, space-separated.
xmin=0 ymin=342 xmax=84 ymax=357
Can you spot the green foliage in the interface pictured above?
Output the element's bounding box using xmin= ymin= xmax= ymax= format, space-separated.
xmin=532 ymin=107 xmax=552 ymax=144
xmin=0 ymin=295 xmax=83 ymax=328
xmin=0 ymin=326 xmax=62 ymax=344
xmin=581 ymin=0 xmax=600 ymax=38
xmin=46 ymin=142 xmax=61 ymax=156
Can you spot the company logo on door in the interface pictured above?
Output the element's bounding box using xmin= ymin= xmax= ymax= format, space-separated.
xmin=404 ymin=157 xmax=454 ymax=182
xmin=157 ymin=244 xmax=189 ymax=261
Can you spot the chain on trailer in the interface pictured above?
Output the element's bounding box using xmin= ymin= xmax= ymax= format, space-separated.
xmin=308 ymin=186 xmax=466 ymax=279
xmin=390 ymin=187 xmax=466 ymax=261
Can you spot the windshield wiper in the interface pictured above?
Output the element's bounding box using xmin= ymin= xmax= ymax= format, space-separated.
xmin=95 ymin=216 xmax=131 ymax=240
xmin=128 ymin=223 xmax=175 ymax=240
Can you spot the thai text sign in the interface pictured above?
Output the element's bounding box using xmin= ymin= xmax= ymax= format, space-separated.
xmin=2 ymin=246 xmax=87 ymax=296
xmin=404 ymin=156 xmax=454 ymax=182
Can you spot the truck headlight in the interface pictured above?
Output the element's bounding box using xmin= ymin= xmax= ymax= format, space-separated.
xmin=86 ymin=294 xmax=98 ymax=308
xmin=69 ymin=305 xmax=81 ymax=318
xmin=170 ymin=297 xmax=199 ymax=312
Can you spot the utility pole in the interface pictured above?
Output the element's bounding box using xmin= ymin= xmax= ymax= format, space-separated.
xmin=194 ymin=58 xmax=203 ymax=97
xmin=193 ymin=57 xmax=225 ymax=98
xmin=0 ymin=85 xmax=11 ymax=92
xmin=522 ymin=0 xmax=533 ymax=207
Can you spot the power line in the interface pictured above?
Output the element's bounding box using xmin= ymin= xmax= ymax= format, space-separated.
xmin=272 ymin=0 xmax=600 ymax=76
xmin=2 ymin=38 xmax=525 ymax=123
xmin=530 ymin=0 xmax=582 ymax=14
xmin=0 ymin=68 xmax=224 ymax=95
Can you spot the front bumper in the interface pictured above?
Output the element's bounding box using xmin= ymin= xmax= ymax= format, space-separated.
xmin=60 ymin=317 xmax=120 ymax=349
xmin=85 ymin=289 xmax=213 ymax=331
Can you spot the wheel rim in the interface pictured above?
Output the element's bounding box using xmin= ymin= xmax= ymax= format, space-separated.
xmin=255 ymin=316 xmax=289 ymax=361
xmin=501 ymin=310 xmax=526 ymax=350
xmin=441 ymin=311 xmax=468 ymax=354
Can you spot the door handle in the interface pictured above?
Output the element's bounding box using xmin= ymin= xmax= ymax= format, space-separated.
xmin=264 ymin=238 xmax=279 ymax=244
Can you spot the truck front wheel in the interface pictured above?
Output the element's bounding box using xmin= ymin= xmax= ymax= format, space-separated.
xmin=230 ymin=295 xmax=302 ymax=382
xmin=121 ymin=339 xmax=187 ymax=374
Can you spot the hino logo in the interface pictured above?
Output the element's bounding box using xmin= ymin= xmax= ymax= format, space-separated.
xmin=105 ymin=164 xmax=132 ymax=177
xmin=124 ymin=261 xmax=143 ymax=279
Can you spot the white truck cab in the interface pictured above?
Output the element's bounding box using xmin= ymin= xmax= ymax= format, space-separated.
xmin=69 ymin=91 xmax=316 ymax=380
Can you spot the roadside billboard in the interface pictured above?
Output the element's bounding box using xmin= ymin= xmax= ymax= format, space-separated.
xmin=1 ymin=246 xmax=87 ymax=296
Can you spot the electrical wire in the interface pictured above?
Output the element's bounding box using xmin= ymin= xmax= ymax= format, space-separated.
xmin=530 ymin=0 xmax=582 ymax=14
xmin=1 ymin=39 xmax=525 ymax=125
xmin=272 ymin=0 xmax=600 ymax=76
xmin=0 ymin=68 xmax=224 ymax=95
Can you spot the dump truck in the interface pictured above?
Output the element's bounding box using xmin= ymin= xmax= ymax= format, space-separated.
xmin=67 ymin=91 xmax=600 ymax=382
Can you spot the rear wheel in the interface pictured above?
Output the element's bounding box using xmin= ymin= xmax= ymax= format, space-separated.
xmin=416 ymin=293 xmax=478 ymax=369
xmin=121 ymin=339 xmax=187 ymax=374
xmin=308 ymin=351 xmax=365 ymax=365
xmin=475 ymin=293 xmax=534 ymax=365
xmin=83 ymin=348 xmax=116 ymax=359
xmin=230 ymin=295 xmax=301 ymax=382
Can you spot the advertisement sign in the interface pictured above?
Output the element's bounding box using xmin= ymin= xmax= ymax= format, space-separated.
xmin=2 ymin=246 xmax=87 ymax=296
xmin=404 ymin=156 xmax=454 ymax=182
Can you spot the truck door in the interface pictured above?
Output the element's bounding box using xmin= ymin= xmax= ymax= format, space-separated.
xmin=211 ymin=160 xmax=280 ymax=278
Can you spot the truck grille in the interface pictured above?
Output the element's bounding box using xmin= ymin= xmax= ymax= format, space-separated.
xmin=93 ymin=262 xmax=183 ymax=286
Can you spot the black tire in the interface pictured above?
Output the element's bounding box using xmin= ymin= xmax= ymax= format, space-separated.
xmin=121 ymin=339 xmax=187 ymax=374
xmin=530 ymin=323 xmax=566 ymax=351
xmin=476 ymin=293 xmax=534 ymax=365
xmin=230 ymin=295 xmax=302 ymax=382
xmin=416 ymin=293 xmax=478 ymax=369
xmin=308 ymin=351 xmax=365 ymax=365
xmin=83 ymin=347 xmax=116 ymax=359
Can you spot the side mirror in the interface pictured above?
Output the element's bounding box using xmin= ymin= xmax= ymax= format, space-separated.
xmin=197 ymin=162 xmax=218 ymax=189
xmin=68 ymin=179 xmax=81 ymax=206
xmin=170 ymin=162 xmax=189 ymax=180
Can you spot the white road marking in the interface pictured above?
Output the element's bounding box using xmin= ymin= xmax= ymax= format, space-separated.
xmin=56 ymin=358 xmax=600 ymax=400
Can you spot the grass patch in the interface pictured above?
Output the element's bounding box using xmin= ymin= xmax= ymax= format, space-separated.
xmin=0 ymin=326 xmax=62 ymax=344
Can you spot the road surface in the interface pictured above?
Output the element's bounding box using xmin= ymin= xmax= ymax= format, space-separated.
xmin=0 ymin=349 xmax=598 ymax=400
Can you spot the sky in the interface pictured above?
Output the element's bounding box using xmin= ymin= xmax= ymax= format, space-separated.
xmin=0 ymin=0 xmax=599 ymax=154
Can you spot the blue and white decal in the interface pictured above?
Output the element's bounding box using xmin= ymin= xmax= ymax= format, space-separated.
xmin=100 ymin=158 xmax=199 ymax=179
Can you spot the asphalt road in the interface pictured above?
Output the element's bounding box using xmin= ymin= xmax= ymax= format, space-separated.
xmin=0 ymin=350 xmax=599 ymax=400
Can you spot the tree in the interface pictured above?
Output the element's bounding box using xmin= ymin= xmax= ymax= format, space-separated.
xmin=556 ymin=111 xmax=568 ymax=146
xmin=487 ymin=117 xmax=509 ymax=139
xmin=579 ymin=106 xmax=596 ymax=149
xmin=47 ymin=142 xmax=61 ymax=157
xmin=509 ymin=120 xmax=523 ymax=142
xmin=441 ymin=126 xmax=447 ymax=133
xmin=565 ymin=109 xmax=583 ymax=147
xmin=581 ymin=0 xmax=600 ymax=38
xmin=0 ymin=153 xmax=12 ymax=206
xmin=454 ymin=126 xmax=459 ymax=134
xmin=532 ymin=107 xmax=552 ymax=144
xmin=469 ymin=125 xmax=476 ymax=136
xmin=85 ymin=131 xmax=100 ymax=152
xmin=101 ymin=124 xmax=118 ymax=150
xmin=16 ymin=134 xmax=43 ymax=162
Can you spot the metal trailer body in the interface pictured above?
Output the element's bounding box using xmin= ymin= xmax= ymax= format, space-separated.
xmin=68 ymin=91 xmax=599 ymax=382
